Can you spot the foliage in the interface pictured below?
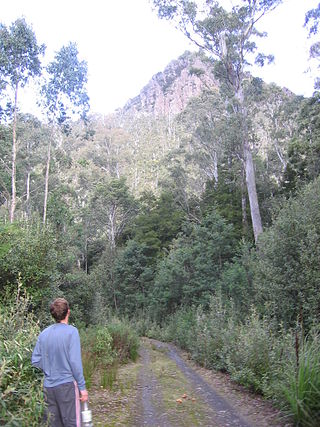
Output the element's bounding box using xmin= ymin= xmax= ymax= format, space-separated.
xmin=201 ymin=173 xmax=248 ymax=240
xmin=106 ymin=319 xmax=139 ymax=363
xmin=282 ymin=94 xmax=320 ymax=195
xmin=0 ymin=287 xmax=46 ymax=426
xmin=41 ymin=42 xmax=89 ymax=125
xmin=217 ymin=242 xmax=253 ymax=319
xmin=0 ymin=18 xmax=45 ymax=99
xmin=80 ymin=320 xmax=139 ymax=390
xmin=151 ymin=209 xmax=237 ymax=319
xmin=225 ymin=310 xmax=275 ymax=392
xmin=283 ymin=329 xmax=320 ymax=427
xmin=131 ymin=190 xmax=185 ymax=259
xmin=0 ymin=222 xmax=60 ymax=309
xmin=90 ymin=177 xmax=137 ymax=250
xmin=112 ymin=240 xmax=154 ymax=315
xmin=253 ymin=177 xmax=320 ymax=329
xmin=305 ymin=3 xmax=320 ymax=89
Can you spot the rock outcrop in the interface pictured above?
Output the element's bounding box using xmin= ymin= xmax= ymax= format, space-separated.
xmin=123 ymin=51 xmax=217 ymax=117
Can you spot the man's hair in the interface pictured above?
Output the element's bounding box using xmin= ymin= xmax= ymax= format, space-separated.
xmin=50 ymin=298 xmax=69 ymax=322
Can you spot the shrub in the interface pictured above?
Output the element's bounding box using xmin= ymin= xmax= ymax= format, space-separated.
xmin=225 ymin=310 xmax=274 ymax=393
xmin=0 ymin=287 xmax=46 ymax=426
xmin=253 ymin=177 xmax=320 ymax=330
xmin=283 ymin=330 xmax=320 ymax=427
xmin=81 ymin=326 xmax=116 ymax=368
xmin=107 ymin=319 xmax=139 ymax=362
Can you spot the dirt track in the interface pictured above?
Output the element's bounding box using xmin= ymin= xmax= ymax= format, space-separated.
xmin=90 ymin=338 xmax=292 ymax=427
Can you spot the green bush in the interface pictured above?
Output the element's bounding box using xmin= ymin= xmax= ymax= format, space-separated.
xmin=81 ymin=326 xmax=115 ymax=368
xmin=0 ymin=287 xmax=46 ymax=426
xmin=225 ymin=310 xmax=273 ymax=392
xmin=131 ymin=311 xmax=162 ymax=339
xmin=283 ymin=330 xmax=320 ymax=427
xmin=161 ymin=307 xmax=197 ymax=350
xmin=107 ymin=319 xmax=139 ymax=362
xmin=80 ymin=320 xmax=139 ymax=390
xmin=93 ymin=327 xmax=116 ymax=365
xmin=253 ymin=177 xmax=320 ymax=330
xmin=190 ymin=297 xmax=234 ymax=371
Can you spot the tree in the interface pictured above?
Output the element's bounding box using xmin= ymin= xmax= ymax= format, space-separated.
xmin=0 ymin=18 xmax=45 ymax=222
xmin=112 ymin=240 xmax=153 ymax=315
xmin=90 ymin=177 xmax=137 ymax=250
xmin=15 ymin=114 xmax=48 ymax=219
xmin=253 ymin=176 xmax=320 ymax=329
xmin=305 ymin=3 xmax=320 ymax=89
xmin=152 ymin=0 xmax=282 ymax=242
xmin=0 ymin=124 xmax=11 ymax=214
xmin=151 ymin=209 xmax=236 ymax=319
xmin=281 ymin=94 xmax=320 ymax=195
xmin=41 ymin=42 xmax=89 ymax=224
xmin=131 ymin=190 xmax=185 ymax=259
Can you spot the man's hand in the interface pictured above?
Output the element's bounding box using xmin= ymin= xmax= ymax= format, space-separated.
xmin=80 ymin=389 xmax=89 ymax=402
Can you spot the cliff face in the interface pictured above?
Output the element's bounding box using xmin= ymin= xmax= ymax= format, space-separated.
xmin=123 ymin=51 xmax=218 ymax=117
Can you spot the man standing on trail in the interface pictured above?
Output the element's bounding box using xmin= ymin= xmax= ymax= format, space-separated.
xmin=32 ymin=297 xmax=88 ymax=426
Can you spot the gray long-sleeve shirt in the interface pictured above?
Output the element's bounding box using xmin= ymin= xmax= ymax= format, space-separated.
xmin=31 ymin=323 xmax=86 ymax=390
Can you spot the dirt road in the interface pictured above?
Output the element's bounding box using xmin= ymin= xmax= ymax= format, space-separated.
xmin=89 ymin=338 xmax=292 ymax=427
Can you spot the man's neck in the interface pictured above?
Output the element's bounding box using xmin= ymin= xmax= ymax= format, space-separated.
xmin=59 ymin=309 xmax=70 ymax=324
xmin=59 ymin=317 xmax=69 ymax=325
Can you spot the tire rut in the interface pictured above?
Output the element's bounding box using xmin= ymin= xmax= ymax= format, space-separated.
xmin=133 ymin=338 xmax=289 ymax=427
xmin=160 ymin=341 xmax=252 ymax=427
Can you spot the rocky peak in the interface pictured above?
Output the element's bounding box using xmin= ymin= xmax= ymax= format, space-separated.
xmin=122 ymin=51 xmax=217 ymax=117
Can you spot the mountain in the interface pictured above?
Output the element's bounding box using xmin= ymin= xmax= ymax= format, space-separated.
xmin=65 ymin=50 xmax=300 ymax=202
xmin=122 ymin=51 xmax=218 ymax=117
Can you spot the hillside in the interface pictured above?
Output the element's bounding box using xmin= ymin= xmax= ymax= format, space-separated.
xmin=74 ymin=50 xmax=299 ymax=198
xmin=122 ymin=51 xmax=218 ymax=117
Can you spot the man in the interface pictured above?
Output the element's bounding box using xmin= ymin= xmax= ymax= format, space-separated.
xmin=32 ymin=298 xmax=88 ymax=427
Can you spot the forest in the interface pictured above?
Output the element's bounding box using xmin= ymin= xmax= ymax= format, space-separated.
xmin=0 ymin=1 xmax=320 ymax=426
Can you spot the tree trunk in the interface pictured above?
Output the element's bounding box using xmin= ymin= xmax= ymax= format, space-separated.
xmin=241 ymin=167 xmax=248 ymax=235
xmin=236 ymin=85 xmax=263 ymax=242
xmin=243 ymin=142 xmax=263 ymax=241
xmin=10 ymin=82 xmax=19 ymax=223
xmin=213 ymin=150 xmax=218 ymax=186
xmin=43 ymin=139 xmax=52 ymax=225
xmin=26 ymin=171 xmax=31 ymax=219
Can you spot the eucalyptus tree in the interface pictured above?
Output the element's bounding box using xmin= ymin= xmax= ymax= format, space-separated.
xmin=16 ymin=114 xmax=48 ymax=219
xmin=152 ymin=0 xmax=282 ymax=242
xmin=178 ymin=89 xmax=226 ymax=186
xmin=89 ymin=177 xmax=137 ymax=250
xmin=0 ymin=18 xmax=45 ymax=222
xmin=0 ymin=124 xmax=11 ymax=215
xmin=305 ymin=3 xmax=320 ymax=89
xmin=282 ymin=93 xmax=320 ymax=194
xmin=41 ymin=42 xmax=89 ymax=224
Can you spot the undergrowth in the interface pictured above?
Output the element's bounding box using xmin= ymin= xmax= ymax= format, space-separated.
xmin=138 ymin=295 xmax=320 ymax=426
xmin=0 ymin=286 xmax=46 ymax=426
xmin=81 ymin=320 xmax=139 ymax=390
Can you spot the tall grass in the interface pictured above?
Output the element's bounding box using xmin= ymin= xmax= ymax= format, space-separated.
xmin=284 ymin=331 xmax=320 ymax=427
xmin=0 ymin=286 xmax=46 ymax=426
xmin=80 ymin=320 xmax=139 ymax=390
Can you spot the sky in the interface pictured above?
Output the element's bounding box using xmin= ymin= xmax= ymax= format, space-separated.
xmin=1 ymin=0 xmax=319 ymax=116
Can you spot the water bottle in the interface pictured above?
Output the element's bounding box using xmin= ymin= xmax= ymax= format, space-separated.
xmin=81 ymin=400 xmax=93 ymax=427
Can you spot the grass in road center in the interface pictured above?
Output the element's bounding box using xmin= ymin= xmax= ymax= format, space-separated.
xmin=147 ymin=340 xmax=216 ymax=426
